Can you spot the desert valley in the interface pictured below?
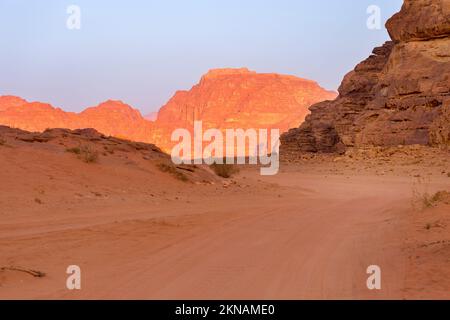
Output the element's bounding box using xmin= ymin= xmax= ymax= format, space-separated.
xmin=0 ymin=0 xmax=449 ymax=300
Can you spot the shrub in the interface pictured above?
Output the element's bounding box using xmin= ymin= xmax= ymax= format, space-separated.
xmin=420 ymin=190 xmax=450 ymax=209
xmin=210 ymin=163 xmax=239 ymax=178
xmin=66 ymin=147 xmax=81 ymax=154
xmin=80 ymin=145 xmax=99 ymax=163
xmin=421 ymin=192 xmax=435 ymax=209
xmin=67 ymin=145 xmax=98 ymax=163
xmin=157 ymin=163 xmax=188 ymax=182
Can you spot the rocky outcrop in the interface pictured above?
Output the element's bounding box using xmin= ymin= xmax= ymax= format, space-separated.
xmin=281 ymin=0 xmax=450 ymax=155
xmin=386 ymin=0 xmax=450 ymax=42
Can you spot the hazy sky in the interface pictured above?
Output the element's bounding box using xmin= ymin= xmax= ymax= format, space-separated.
xmin=0 ymin=0 xmax=403 ymax=114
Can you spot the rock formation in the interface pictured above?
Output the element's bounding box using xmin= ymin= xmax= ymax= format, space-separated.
xmin=78 ymin=100 xmax=155 ymax=142
xmin=0 ymin=68 xmax=335 ymax=153
xmin=144 ymin=112 xmax=158 ymax=121
xmin=281 ymin=0 xmax=450 ymax=155
xmin=0 ymin=96 xmax=79 ymax=132
xmin=157 ymin=68 xmax=335 ymax=131
xmin=0 ymin=97 xmax=154 ymax=142
xmin=152 ymin=68 xmax=336 ymax=151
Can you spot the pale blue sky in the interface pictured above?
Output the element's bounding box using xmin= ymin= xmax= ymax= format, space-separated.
xmin=0 ymin=0 xmax=403 ymax=114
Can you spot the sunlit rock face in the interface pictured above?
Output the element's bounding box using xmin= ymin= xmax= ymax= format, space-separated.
xmin=152 ymin=68 xmax=336 ymax=152
xmin=0 ymin=68 xmax=335 ymax=154
xmin=0 ymin=97 xmax=154 ymax=142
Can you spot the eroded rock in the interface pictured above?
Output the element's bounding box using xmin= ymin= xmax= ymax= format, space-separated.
xmin=281 ymin=0 xmax=450 ymax=155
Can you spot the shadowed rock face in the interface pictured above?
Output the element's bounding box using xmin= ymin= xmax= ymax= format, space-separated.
xmin=386 ymin=0 xmax=450 ymax=42
xmin=281 ymin=0 xmax=450 ymax=155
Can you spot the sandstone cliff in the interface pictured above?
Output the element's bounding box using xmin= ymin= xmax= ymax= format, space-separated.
xmin=281 ymin=0 xmax=450 ymax=155
xmin=157 ymin=68 xmax=336 ymax=132
xmin=152 ymin=68 xmax=336 ymax=151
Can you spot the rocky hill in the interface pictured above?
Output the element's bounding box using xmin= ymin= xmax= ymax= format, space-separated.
xmin=281 ymin=0 xmax=450 ymax=155
xmin=0 ymin=125 xmax=217 ymax=184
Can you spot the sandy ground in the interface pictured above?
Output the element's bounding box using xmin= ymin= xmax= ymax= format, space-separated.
xmin=0 ymin=128 xmax=449 ymax=299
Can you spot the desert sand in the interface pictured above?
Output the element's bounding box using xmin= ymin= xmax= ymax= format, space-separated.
xmin=0 ymin=126 xmax=449 ymax=299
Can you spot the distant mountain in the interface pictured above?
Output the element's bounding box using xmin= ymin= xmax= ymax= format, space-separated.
xmin=78 ymin=100 xmax=154 ymax=142
xmin=0 ymin=68 xmax=337 ymax=152
xmin=0 ymin=97 xmax=154 ymax=142
xmin=144 ymin=112 xmax=158 ymax=121
xmin=152 ymin=68 xmax=336 ymax=151
xmin=0 ymin=96 xmax=79 ymax=132
xmin=156 ymin=68 xmax=336 ymax=131
xmin=0 ymin=96 xmax=28 ymax=111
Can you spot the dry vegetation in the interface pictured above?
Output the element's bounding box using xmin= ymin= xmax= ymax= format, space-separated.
xmin=157 ymin=163 xmax=189 ymax=182
xmin=210 ymin=163 xmax=240 ymax=178
xmin=66 ymin=145 xmax=99 ymax=163
xmin=421 ymin=191 xmax=450 ymax=209
xmin=66 ymin=147 xmax=81 ymax=154
xmin=0 ymin=266 xmax=46 ymax=278
xmin=412 ymin=176 xmax=450 ymax=210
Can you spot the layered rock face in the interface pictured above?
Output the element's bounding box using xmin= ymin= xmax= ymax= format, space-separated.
xmin=153 ymin=68 xmax=336 ymax=151
xmin=281 ymin=0 xmax=450 ymax=154
xmin=157 ymin=68 xmax=335 ymax=131
xmin=0 ymin=68 xmax=335 ymax=153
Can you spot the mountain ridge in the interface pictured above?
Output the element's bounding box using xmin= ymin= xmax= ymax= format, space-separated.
xmin=0 ymin=68 xmax=336 ymax=152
